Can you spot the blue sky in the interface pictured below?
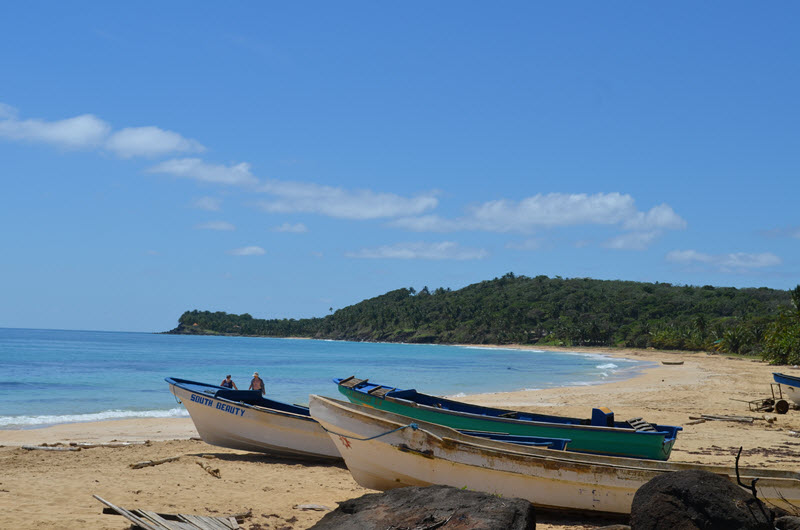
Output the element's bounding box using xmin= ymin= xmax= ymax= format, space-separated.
xmin=1 ymin=3 xmax=798 ymax=332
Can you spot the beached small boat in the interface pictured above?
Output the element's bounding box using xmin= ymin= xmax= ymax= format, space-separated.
xmin=166 ymin=377 xmax=340 ymax=460
xmin=773 ymin=372 xmax=800 ymax=405
xmin=334 ymin=376 xmax=681 ymax=460
xmin=661 ymin=360 xmax=684 ymax=365
xmin=309 ymin=394 xmax=800 ymax=515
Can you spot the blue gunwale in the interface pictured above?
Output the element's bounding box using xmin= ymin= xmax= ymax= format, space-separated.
xmin=165 ymin=377 xmax=316 ymax=422
xmin=773 ymin=372 xmax=800 ymax=386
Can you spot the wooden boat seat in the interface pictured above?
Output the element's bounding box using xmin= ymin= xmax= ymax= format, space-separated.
xmin=339 ymin=376 xmax=368 ymax=389
xmin=368 ymin=386 xmax=395 ymax=397
xmin=627 ymin=417 xmax=657 ymax=432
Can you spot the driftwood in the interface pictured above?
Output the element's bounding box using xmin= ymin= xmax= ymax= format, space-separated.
xmin=70 ymin=441 xmax=147 ymax=449
xmin=689 ymin=414 xmax=755 ymax=423
xmin=231 ymin=509 xmax=253 ymax=521
xmin=294 ymin=504 xmax=332 ymax=511
xmin=196 ymin=461 xmax=221 ymax=478
xmin=22 ymin=445 xmax=80 ymax=452
xmin=129 ymin=456 xmax=181 ymax=469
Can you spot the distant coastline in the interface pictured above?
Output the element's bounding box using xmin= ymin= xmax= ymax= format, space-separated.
xmin=167 ymin=276 xmax=797 ymax=364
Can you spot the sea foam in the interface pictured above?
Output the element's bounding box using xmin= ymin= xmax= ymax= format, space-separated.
xmin=0 ymin=407 xmax=189 ymax=429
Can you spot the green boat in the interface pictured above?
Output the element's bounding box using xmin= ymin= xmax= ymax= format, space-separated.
xmin=334 ymin=376 xmax=682 ymax=461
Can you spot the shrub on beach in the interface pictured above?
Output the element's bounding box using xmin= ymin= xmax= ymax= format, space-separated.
xmin=762 ymin=312 xmax=800 ymax=365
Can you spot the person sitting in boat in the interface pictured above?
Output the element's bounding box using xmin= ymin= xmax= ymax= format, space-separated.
xmin=220 ymin=375 xmax=238 ymax=389
xmin=249 ymin=372 xmax=266 ymax=395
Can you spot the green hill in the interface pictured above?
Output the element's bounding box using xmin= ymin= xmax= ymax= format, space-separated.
xmin=168 ymin=274 xmax=800 ymax=363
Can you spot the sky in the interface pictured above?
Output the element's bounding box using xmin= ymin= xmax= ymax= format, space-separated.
xmin=1 ymin=2 xmax=798 ymax=332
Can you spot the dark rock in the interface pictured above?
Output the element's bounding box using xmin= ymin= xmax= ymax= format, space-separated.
xmin=308 ymin=484 xmax=536 ymax=529
xmin=630 ymin=469 xmax=774 ymax=529
xmin=776 ymin=515 xmax=800 ymax=530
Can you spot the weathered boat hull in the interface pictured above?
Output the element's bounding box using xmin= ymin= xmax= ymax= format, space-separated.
xmin=335 ymin=378 xmax=680 ymax=460
xmin=166 ymin=378 xmax=340 ymax=460
xmin=309 ymin=394 xmax=800 ymax=515
xmin=773 ymin=372 xmax=800 ymax=405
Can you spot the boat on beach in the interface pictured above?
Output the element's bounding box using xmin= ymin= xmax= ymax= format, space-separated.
xmin=165 ymin=377 xmax=340 ymax=461
xmin=309 ymin=394 xmax=800 ymax=515
xmin=334 ymin=376 xmax=682 ymax=460
xmin=773 ymin=372 xmax=800 ymax=405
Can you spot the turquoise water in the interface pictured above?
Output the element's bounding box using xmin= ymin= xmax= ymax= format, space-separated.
xmin=0 ymin=328 xmax=651 ymax=429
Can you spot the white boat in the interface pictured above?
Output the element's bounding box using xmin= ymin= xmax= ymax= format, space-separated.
xmin=309 ymin=394 xmax=800 ymax=515
xmin=773 ymin=372 xmax=800 ymax=405
xmin=166 ymin=378 xmax=340 ymax=460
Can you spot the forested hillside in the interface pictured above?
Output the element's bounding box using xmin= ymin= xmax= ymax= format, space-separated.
xmin=169 ymin=274 xmax=800 ymax=362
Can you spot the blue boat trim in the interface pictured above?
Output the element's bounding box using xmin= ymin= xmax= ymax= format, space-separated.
xmin=458 ymin=430 xmax=571 ymax=450
xmin=773 ymin=372 xmax=800 ymax=387
xmin=165 ymin=377 xmax=316 ymax=422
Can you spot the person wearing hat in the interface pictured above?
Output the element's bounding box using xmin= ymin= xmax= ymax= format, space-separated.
xmin=220 ymin=374 xmax=238 ymax=389
xmin=249 ymin=372 xmax=266 ymax=395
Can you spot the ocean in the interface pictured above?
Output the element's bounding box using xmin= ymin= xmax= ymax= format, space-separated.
xmin=0 ymin=328 xmax=652 ymax=429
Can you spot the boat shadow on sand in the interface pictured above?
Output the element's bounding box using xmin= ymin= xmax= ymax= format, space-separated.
xmin=184 ymin=450 xmax=349 ymax=468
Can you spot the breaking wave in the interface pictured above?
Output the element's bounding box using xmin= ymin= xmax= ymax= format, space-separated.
xmin=0 ymin=407 xmax=189 ymax=429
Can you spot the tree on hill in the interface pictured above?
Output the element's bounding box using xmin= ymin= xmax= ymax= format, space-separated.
xmin=169 ymin=275 xmax=798 ymax=363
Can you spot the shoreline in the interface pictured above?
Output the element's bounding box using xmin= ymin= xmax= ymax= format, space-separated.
xmin=0 ymin=343 xmax=657 ymax=439
xmin=0 ymin=344 xmax=666 ymax=445
xmin=3 ymin=345 xmax=800 ymax=529
xmin=0 ymin=344 xmax=761 ymax=446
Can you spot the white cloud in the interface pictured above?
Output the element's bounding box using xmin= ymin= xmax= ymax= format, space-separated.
xmin=196 ymin=221 xmax=235 ymax=231
xmin=623 ymin=204 xmax=687 ymax=231
xmin=191 ymin=196 xmax=222 ymax=211
xmin=228 ymin=246 xmax=265 ymax=256
xmin=667 ymin=249 xmax=782 ymax=272
xmin=149 ymin=158 xmax=259 ymax=186
xmin=666 ymin=250 xmax=714 ymax=264
xmin=604 ymin=231 xmax=660 ymax=250
xmin=257 ymin=179 xmax=438 ymax=220
xmin=466 ymin=193 xmax=636 ymax=231
xmin=392 ymin=193 xmax=686 ymax=238
xmin=391 ymin=215 xmax=462 ymax=232
xmin=346 ymin=241 xmax=488 ymax=260
xmin=106 ymin=126 xmax=205 ymax=158
xmin=0 ymin=103 xmax=206 ymax=158
xmin=0 ymin=112 xmax=110 ymax=149
xmin=272 ymin=222 xmax=308 ymax=233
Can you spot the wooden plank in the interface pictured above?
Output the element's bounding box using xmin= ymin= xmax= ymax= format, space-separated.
xmin=340 ymin=377 xmax=367 ymax=389
xmin=93 ymin=495 xmax=162 ymax=530
xmin=226 ymin=516 xmax=240 ymax=529
xmin=207 ymin=516 xmax=239 ymax=530
xmin=179 ymin=513 xmax=225 ymax=530
xmin=137 ymin=509 xmax=191 ymax=530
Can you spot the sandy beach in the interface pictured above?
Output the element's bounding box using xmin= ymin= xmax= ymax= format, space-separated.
xmin=2 ymin=347 xmax=800 ymax=529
